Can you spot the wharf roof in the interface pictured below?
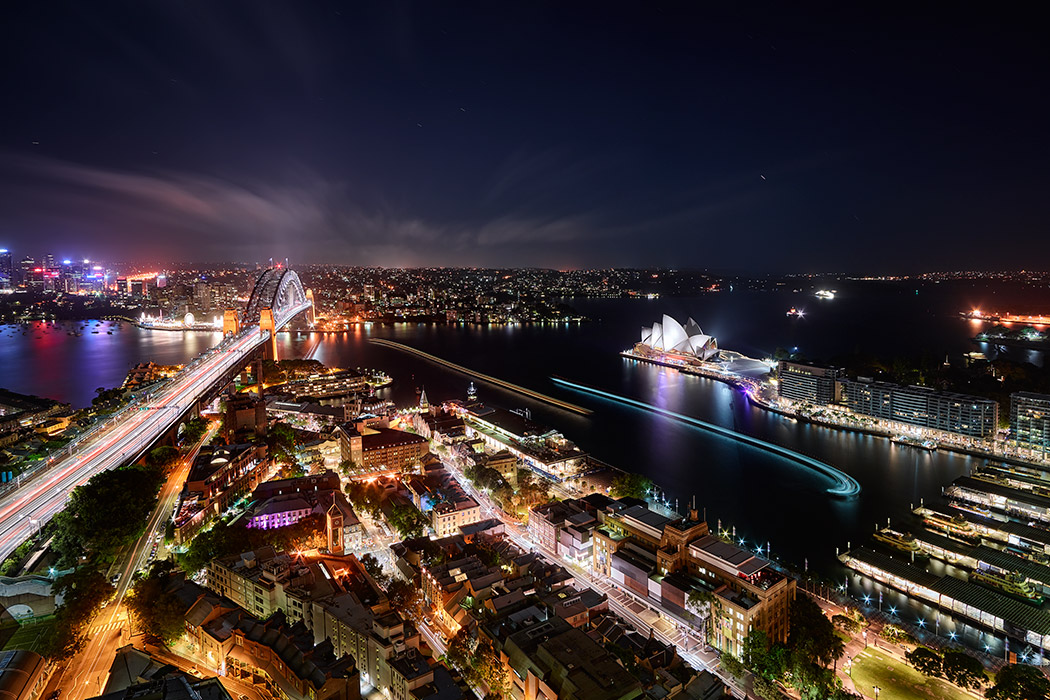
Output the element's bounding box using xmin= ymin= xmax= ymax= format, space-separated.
xmin=992 ymin=519 xmax=1050 ymax=547
xmin=846 ymin=547 xmax=940 ymax=589
xmin=908 ymin=527 xmax=976 ymax=556
xmin=619 ymin=504 xmax=672 ymax=534
xmin=932 ymin=575 xmax=1050 ymax=636
xmin=467 ymin=406 xmax=547 ymax=439
xmin=973 ymin=545 xmax=1050 ymax=586
xmin=689 ymin=534 xmax=769 ymax=578
xmin=950 ymin=476 xmax=1050 ymax=510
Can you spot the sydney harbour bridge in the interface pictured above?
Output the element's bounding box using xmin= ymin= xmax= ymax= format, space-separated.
xmin=0 ymin=268 xmax=314 ymax=561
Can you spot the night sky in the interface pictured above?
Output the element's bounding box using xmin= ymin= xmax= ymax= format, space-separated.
xmin=1 ymin=3 xmax=1047 ymax=271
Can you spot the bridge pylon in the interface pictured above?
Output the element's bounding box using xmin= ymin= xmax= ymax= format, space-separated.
xmin=223 ymin=308 xmax=240 ymax=335
xmin=259 ymin=307 xmax=278 ymax=361
xmin=306 ymin=288 xmax=316 ymax=325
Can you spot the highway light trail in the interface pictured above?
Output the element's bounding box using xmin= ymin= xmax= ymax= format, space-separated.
xmin=551 ymin=376 xmax=861 ymax=498
xmin=0 ymin=301 xmax=311 ymax=561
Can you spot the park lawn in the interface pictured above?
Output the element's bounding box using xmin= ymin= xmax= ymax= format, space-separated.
xmin=850 ymin=647 xmax=973 ymax=700
xmin=0 ymin=616 xmax=56 ymax=653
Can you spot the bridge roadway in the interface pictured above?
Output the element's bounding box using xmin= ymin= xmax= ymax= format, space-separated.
xmin=0 ymin=302 xmax=309 ymax=562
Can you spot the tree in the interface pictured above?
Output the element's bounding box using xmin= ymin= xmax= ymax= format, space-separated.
xmin=753 ymin=677 xmax=782 ymax=700
xmin=788 ymin=594 xmax=845 ymax=669
xmin=905 ymin=646 xmax=942 ymax=678
xmin=52 ymin=462 xmax=166 ymax=567
xmin=720 ymin=653 xmax=746 ymax=680
xmin=941 ymin=650 xmax=985 ymax=690
xmin=40 ymin=567 xmax=114 ymax=658
xmin=986 ymin=663 xmax=1050 ymax=700
xmin=181 ymin=417 xmax=208 ymax=444
xmin=126 ymin=561 xmax=185 ymax=645
xmin=360 ymin=553 xmax=390 ymax=588
xmin=832 ymin=613 xmax=861 ymax=633
xmin=475 ymin=638 xmax=510 ymax=697
xmin=940 ymin=650 xmax=986 ymax=688
xmin=345 ymin=479 xmax=384 ymax=517
xmin=742 ymin=629 xmax=772 ymax=673
xmin=445 ymin=630 xmax=472 ymax=672
xmin=388 ymin=503 xmax=429 ymax=540
xmin=266 ymin=422 xmax=297 ymax=465
xmin=145 ymin=445 xmax=180 ymax=472
xmin=387 ymin=578 xmax=421 ymax=619
xmin=610 ymin=472 xmax=653 ymax=500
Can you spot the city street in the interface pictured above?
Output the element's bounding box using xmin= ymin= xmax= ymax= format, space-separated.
xmin=43 ymin=425 xmax=215 ymax=700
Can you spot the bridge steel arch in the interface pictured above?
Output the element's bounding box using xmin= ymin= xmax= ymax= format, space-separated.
xmin=242 ymin=268 xmax=311 ymax=359
xmin=243 ymin=268 xmax=309 ymax=327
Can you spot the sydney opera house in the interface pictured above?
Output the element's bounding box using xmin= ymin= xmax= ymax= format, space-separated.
xmin=637 ymin=315 xmax=719 ymax=361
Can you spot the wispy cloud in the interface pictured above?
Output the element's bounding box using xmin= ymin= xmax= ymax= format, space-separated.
xmin=0 ymin=154 xmax=602 ymax=265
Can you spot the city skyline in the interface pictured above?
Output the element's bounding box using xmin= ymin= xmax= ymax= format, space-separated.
xmin=2 ymin=4 xmax=1048 ymax=272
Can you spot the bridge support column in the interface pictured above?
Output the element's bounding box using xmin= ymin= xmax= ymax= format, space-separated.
xmin=255 ymin=358 xmax=264 ymax=397
xmin=223 ymin=308 xmax=240 ymax=335
xmin=306 ymin=289 xmax=316 ymax=325
xmin=259 ymin=307 xmax=278 ymax=361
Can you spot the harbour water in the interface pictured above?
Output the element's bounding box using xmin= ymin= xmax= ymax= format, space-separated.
xmin=2 ymin=280 xmax=1049 ymax=580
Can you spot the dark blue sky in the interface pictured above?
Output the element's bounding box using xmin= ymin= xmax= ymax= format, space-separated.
xmin=1 ymin=3 xmax=1047 ymax=271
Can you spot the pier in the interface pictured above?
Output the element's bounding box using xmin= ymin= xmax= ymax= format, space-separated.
xmin=368 ymin=338 xmax=592 ymax=415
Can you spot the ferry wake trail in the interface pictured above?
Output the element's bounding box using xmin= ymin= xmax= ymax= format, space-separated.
xmin=551 ymin=377 xmax=861 ymax=499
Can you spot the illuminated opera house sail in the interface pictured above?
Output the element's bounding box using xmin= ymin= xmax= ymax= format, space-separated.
xmin=639 ymin=315 xmax=719 ymax=361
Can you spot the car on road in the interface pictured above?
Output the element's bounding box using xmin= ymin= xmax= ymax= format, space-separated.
xmin=110 ymin=573 xmax=121 ymax=584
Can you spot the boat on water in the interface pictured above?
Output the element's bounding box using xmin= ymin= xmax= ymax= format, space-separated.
xmin=970 ymin=569 xmax=1044 ymax=604
xmin=962 ymin=309 xmax=1050 ymax=324
xmin=786 ymin=307 xmax=805 ymax=318
xmin=920 ymin=510 xmax=979 ymax=541
xmin=873 ymin=528 xmax=922 ymax=555
xmin=892 ymin=434 xmax=938 ymax=451
xmin=815 ymin=289 xmax=836 ymax=300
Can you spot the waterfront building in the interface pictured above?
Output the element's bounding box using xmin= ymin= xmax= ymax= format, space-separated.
xmin=638 ymin=314 xmax=718 ymax=361
xmin=776 ymin=361 xmax=843 ymax=405
xmin=1011 ymin=392 xmax=1050 ymax=457
xmin=590 ymin=503 xmax=795 ymax=657
xmin=275 ymin=369 xmax=368 ymax=401
xmin=842 ymin=546 xmax=1050 ymax=655
xmin=459 ymin=406 xmax=587 ymax=481
xmin=841 ymin=378 xmax=999 ymax=438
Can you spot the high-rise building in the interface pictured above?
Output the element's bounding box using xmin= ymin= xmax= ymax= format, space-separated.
xmin=777 ymin=361 xmax=843 ymax=405
xmin=0 ymin=249 xmax=11 ymax=277
xmin=1011 ymin=392 xmax=1050 ymax=457
xmin=841 ymin=378 xmax=998 ymax=438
